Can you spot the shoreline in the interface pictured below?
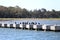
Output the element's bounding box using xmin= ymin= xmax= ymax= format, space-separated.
xmin=0 ymin=18 xmax=60 ymax=20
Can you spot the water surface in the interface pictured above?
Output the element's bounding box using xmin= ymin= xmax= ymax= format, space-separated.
xmin=0 ymin=28 xmax=60 ymax=40
xmin=0 ymin=20 xmax=60 ymax=40
xmin=0 ymin=20 xmax=60 ymax=25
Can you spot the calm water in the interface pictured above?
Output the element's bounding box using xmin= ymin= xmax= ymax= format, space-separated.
xmin=0 ymin=20 xmax=60 ymax=25
xmin=0 ymin=28 xmax=60 ymax=40
xmin=0 ymin=20 xmax=60 ymax=40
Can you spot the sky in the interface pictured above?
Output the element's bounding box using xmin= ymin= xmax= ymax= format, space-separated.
xmin=0 ymin=0 xmax=60 ymax=11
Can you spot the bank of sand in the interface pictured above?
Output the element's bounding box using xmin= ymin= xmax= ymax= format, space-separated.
xmin=0 ymin=18 xmax=60 ymax=20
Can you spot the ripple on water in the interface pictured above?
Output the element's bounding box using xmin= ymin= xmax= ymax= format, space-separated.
xmin=0 ymin=28 xmax=60 ymax=40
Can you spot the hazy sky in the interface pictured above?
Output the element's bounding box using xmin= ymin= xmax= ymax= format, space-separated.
xmin=0 ymin=0 xmax=60 ymax=10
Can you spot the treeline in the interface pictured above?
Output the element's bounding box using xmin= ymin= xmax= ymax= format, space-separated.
xmin=0 ymin=6 xmax=60 ymax=18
